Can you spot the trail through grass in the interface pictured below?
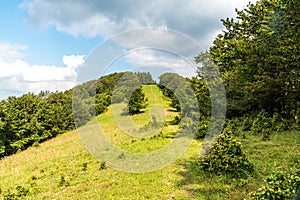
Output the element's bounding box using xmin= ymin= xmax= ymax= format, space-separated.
xmin=0 ymin=85 xmax=299 ymax=199
xmin=0 ymin=85 xmax=193 ymax=199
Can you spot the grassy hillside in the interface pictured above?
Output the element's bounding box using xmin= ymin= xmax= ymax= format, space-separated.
xmin=0 ymin=85 xmax=299 ymax=199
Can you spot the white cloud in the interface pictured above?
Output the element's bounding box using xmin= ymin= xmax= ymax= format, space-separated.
xmin=5 ymin=0 xmax=259 ymax=99
xmin=62 ymin=54 xmax=84 ymax=69
xmin=0 ymin=41 xmax=27 ymax=62
xmin=123 ymin=49 xmax=196 ymax=77
xmin=21 ymin=0 xmax=257 ymax=48
xmin=0 ymin=48 xmax=84 ymax=99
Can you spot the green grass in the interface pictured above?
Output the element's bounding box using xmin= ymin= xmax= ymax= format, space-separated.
xmin=0 ymin=85 xmax=299 ymax=199
xmin=179 ymin=130 xmax=300 ymax=199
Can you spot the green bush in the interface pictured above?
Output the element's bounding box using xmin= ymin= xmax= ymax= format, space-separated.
xmin=3 ymin=185 xmax=29 ymax=200
xmin=242 ymin=117 xmax=253 ymax=132
xmin=196 ymin=118 xmax=209 ymax=139
xmin=128 ymin=87 xmax=147 ymax=115
xmin=198 ymin=125 xmax=254 ymax=177
xmin=251 ymin=111 xmax=272 ymax=135
xmin=251 ymin=112 xmax=291 ymax=140
xmin=271 ymin=113 xmax=290 ymax=132
xmin=58 ymin=175 xmax=70 ymax=187
xmin=99 ymin=161 xmax=107 ymax=170
xmin=250 ymin=163 xmax=300 ymax=199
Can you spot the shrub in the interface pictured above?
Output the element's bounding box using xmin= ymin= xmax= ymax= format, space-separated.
xmin=242 ymin=117 xmax=253 ymax=132
xmin=3 ymin=185 xmax=29 ymax=199
xmin=198 ymin=125 xmax=254 ymax=177
xmin=82 ymin=162 xmax=88 ymax=171
xmin=58 ymin=175 xmax=70 ymax=187
xmin=250 ymin=163 xmax=300 ymax=199
xmin=128 ymin=87 xmax=147 ymax=115
xmin=251 ymin=111 xmax=272 ymax=135
xmin=251 ymin=112 xmax=291 ymax=140
xmin=196 ymin=118 xmax=209 ymax=139
xmin=100 ymin=161 xmax=107 ymax=170
xmin=271 ymin=113 xmax=290 ymax=132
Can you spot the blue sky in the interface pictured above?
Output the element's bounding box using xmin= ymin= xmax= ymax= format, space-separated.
xmin=0 ymin=0 xmax=256 ymax=99
xmin=0 ymin=0 xmax=101 ymax=66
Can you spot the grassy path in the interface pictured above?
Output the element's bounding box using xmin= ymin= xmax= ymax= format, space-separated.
xmin=95 ymin=84 xmax=180 ymax=151
xmin=150 ymin=84 xmax=157 ymax=104
xmin=0 ymin=84 xmax=299 ymax=199
xmin=0 ymin=84 xmax=198 ymax=199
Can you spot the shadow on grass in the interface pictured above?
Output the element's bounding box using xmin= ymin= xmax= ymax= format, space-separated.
xmin=120 ymin=110 xmax=145 ymax=116
xmin=177 ymin=158 xmax=224 ymax=199
xmin=176 ymin=158 xmax=256 ymax=200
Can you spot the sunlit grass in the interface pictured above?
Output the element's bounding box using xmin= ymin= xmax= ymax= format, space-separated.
xmin=0 ymin=85 xmax=299 ymax=199
xmin=97 ymin=85 xmax=180 ymax=152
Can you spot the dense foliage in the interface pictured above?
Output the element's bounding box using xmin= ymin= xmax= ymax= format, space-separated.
xmin=194 ymin=0 xmax=299 ymax=198
xmin=128 ymin=87 xmax=147 ymax=114
xmin=111 ymin=72 xmax=148 ymax=115
xmin=250 ymin=162 xmax=300 ymax=199
xmin=199 ymin=126 xmax=254 ymax=177
xmin=159 ymin=71 xmax=218 ymax=139
xmin=158 ymin=73 xmax=183 ymax=112
xmin=159 ymin=73 xmax=204 ymax=118
xmin=196 ymin=0 xmax=299 ymax=121
xmin=0 ymin=72 xmax=128 ymax=158
xmin=158 ymin=73 xmax=202 ymax=137
xmin=136 ymin=72 xmax=155 ymax=85
xmin=0 ymin=91 xmax=74 ymax=157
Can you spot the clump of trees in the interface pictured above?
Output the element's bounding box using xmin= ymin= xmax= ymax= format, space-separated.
xmin=111 ymin=72 xmax=148 ymax=115
xmin=136 ymin=72 xmax=155 ymax=85
xmin=128 ymin=87 xmax=147 ymax=114
xmin=158 ymin=73 xmax=185 ymax=112
xmin=0 ymin=72 xmax=151 ymax=158
xmin=72 ymin=72 xmax=126 ymax=126
xmin=0 ymin=91 xmax=74 ymax=157
xmin=158 ymin=72 xmax=217 ymax=139
xmin=158 ymin=73 xmax=204 ymax=138
xmin=159 ymin=73 xmax=203 ymax=117
xmin=196 ymin=0 xmax=299 ymax=122
xmin=0 ymin=71 xmax=153 ymax=157
xmin=193 ymin=0 xmax=299 ymax=198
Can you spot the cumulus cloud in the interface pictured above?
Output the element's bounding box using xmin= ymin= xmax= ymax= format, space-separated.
xmin=21 ymin=0 xmax=257 ymax=48
xmin=7 ymin=0 xmax=258 ymax=98
xmin=63 ymin=54 xmax=85 ymax=69
xmin=124 ymin=49 xmax=196 ymax=77
xmin=0 ymin=45 xmax=84 ymax=99
xmin=0 ymin=41 xmax=27 ymax=62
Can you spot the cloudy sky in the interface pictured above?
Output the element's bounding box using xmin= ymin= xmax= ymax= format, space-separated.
xmin=0 ymin=0 xmax=257 ymax=99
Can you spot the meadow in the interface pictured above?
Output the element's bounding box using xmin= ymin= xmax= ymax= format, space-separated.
xmin=0 ymin=85 xmax=299 ymax=199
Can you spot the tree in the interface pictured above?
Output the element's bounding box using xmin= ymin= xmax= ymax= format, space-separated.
xmin=0 ymin=100 xmax=8 ymax=156
xmin=199 ymin=126 xmax=254 ymax=177
xmin=96 ymin=72 xmax=124 ymax=95
xmin=128 ymin=87 xmax=147 ymax=115
xmin=158 ymin=73 xmax=185 ymax=111
xmin=198 ymin=0 xmax=299 ymax=120
xmin=136 ymin=72 xmax=155 ymax=84
xmin=0 ymin=72 xmax=131 ymax=158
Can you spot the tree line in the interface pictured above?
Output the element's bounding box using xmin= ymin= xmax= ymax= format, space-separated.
xmin=197 ymin=0 xmax=299 ymax=122
xmin=0 ymin=72 xmax=154 ymax=158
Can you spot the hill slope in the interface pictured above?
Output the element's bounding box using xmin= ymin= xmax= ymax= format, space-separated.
xmin=0 ymin=85 xmax=199 ymax=199
xmin=0 ymin=85 xmax=299 ymax=199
